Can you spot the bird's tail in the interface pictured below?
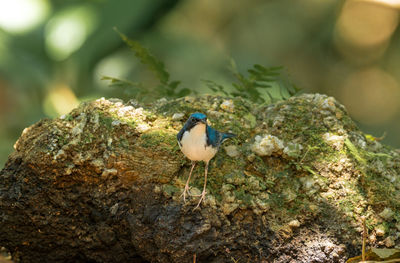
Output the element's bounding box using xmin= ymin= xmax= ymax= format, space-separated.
xmin=221 ymin=132 xmax=236 ymax=142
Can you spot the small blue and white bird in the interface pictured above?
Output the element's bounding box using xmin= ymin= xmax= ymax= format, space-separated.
xmin=177 ymin=112 xmax=235 ymax=209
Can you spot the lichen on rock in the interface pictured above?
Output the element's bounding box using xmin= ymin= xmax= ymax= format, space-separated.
xmin=1 ymin=93 xmax=400 ymax=263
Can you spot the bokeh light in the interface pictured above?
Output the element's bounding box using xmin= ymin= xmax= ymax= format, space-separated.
xmin=336 ymin=0 xmax=398 ymax=48
xmin=334 ymin=0 xmax=399 ymax=64
xmin=94 ymin=51 xmax=136 ymax=89
xmin=45 ymin=5 xmax=98 ymax=61
xmin=43 ymin=84 xmax=79 ymax=117
xmin=0 ymin=0 xmax=50 ymax=33
xmin=339 ymin=67 xmax=400 ymax=124
xmin=364 ymin=0 xmax=400 ymax=8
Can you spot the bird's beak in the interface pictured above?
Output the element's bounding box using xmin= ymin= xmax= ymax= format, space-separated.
xmin=200 ymin=119 xmax=207 ymax=124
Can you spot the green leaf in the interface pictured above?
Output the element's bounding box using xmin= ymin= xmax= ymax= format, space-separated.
xmin=346 ymin=248 xmax=400 ymax=262
xmin=107 ymin=29 xmax=192 ymax=99
xmin=371 ymin=248 xmax=400 ymax=259
xmin=254 ymin=82 xmax=272 ymax=88
xmin=168 ymin=81 xmax=181 ymax=90
xmin=228 ymin=59 xmax=299 ymax=103
xmin=101 ymin=76 xmax=143 ymax=89
xmin=104 ymin=33 xmax=299 ymax=102
xmin=114 ymin=27 xmax=170 ymax=85
xmin=344 ymin=138 xmax=367 ymax=165
xmin=202 ymin=79 xmax=230 ymax=96
xmin=176 ymin=88 xmax=191 ymax=97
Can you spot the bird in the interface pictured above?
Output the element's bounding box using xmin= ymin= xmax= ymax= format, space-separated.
xmin=177 ymin=112 xmax=235 ymax=209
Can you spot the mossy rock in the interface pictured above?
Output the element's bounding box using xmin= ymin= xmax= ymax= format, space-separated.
xmin=0 ymin=94 xmax=399 ymax=263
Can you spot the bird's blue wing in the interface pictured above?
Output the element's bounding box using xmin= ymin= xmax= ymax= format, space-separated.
xmin=206 ymin=126 xmax=219 ymax=147
xmin=206 ymin=126 xmax=236 ymax=147
xmin=221 ymin=132 xmax=236 ymax=142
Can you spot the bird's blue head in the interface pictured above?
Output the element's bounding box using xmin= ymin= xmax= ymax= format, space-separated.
xmin=183 ymin=112 xmax=207 ymax=131
xmin=190 ymin=112 xmax=207 ymax=121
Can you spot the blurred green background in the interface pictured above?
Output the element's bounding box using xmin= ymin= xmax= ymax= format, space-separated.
xmin=1 ymin=0 xmax=400 ymax=168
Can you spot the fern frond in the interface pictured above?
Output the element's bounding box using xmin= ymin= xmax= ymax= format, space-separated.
xmin=114 ymin=28 xmax=170 ymax=85
xmin=103 ymin=29 xmax=190 ymax=99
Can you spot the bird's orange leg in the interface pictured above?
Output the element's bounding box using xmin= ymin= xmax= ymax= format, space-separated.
xmin=180 ymin=162 xmax=196 ymax=203
xmin=194 ymin=161 xmax=209 ymax=210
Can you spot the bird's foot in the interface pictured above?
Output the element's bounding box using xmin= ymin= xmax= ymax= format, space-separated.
xmin=193 ymin=190 xmax=207 ymax=210
xmin=180 ymin=184 xmax=191 ymax=203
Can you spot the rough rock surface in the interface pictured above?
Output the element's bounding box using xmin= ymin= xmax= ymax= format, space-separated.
xmin=1 ymin=94 xmax=400 ymax=263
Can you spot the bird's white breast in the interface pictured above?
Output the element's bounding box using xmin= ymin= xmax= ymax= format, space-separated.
xmin=179 ymin=124 xmax=217 ymax=162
